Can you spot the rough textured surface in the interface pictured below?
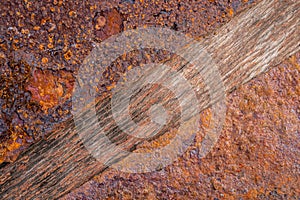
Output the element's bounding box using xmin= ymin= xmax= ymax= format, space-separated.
xmin=0 ymin=0 xmax=299 ymax=199
xmin=64 ymin=53 xmax=300 ymax=200
xmin=0 ymin=0 xmax=252 ymax=164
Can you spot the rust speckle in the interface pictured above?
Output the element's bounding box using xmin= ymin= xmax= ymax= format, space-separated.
xmin=64 ymin=50 xmax=72 ymax=61
xmin=227 ymin=8 xmax=234 ymax=17
xmin=41 ymin=57 xmax=48 ymax=64
xmin=68 ymin=11 xmax=77 ymax=18
xmin=95 ymin=16 xmax=106 ymax=30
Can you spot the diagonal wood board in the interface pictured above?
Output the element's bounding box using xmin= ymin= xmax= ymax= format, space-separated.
xmin=0 ymin=0 xmax=299 ymax=199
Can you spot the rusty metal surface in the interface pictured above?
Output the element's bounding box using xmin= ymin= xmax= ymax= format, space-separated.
xmin=2 ymin=0 xmax=299 ymax=199
xmin=0 ymin=0 xmax=252 ymax=165
xmin=64 ymin=53 xmax=300 ymax=199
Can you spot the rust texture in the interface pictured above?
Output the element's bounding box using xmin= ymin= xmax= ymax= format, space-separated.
xmin=64 ymin=53 xmax=300 ymax=200
xmin=0 ymin=0 xmax=299 ymax=199
xmin=0 ymin=0 xmax=253 ymax=165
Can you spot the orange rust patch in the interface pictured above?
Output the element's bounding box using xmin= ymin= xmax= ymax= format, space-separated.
xmin=25 ymin=69 xmax=74 ymax=111
xmin=227 ymin=8 xmax=234 ymax=17
xmin=41 ymin=57 xmax=48 ymax=64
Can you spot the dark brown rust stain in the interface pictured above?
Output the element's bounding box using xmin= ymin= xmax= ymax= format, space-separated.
xmin=94 ymin=8 xmax=124 ymax=42
xmin=0 ymin=60 xmax=33 ymax=163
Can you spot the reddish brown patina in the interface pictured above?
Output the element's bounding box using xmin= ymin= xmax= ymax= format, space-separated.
xmin=64 ymin=53 xmax=300 ymax=199
xmin=1 ymin=0 xmax=299 ymax=199
xmin=0 ymin=0 xmax=251 ymax=164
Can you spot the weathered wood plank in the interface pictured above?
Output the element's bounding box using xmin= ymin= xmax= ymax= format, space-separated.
xmin=0 ymin=0 xmax=299 ymax=199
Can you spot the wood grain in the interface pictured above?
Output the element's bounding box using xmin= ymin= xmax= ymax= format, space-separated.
xmin=0 ymin=0 xmax=299 ymax=199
